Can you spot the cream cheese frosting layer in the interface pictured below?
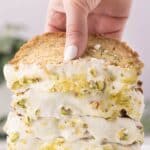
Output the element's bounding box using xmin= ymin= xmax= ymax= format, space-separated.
xmin=4 ymin=112 xmax=144 ymax=146
xmin=4 ymin=58 xmax=140 ymax=92
xmin=4 ymin=58 xmax=144 ymax=120
xmin=7 ymin=135 xmax=141 ymax=150
xmin=11 ymin=87 xmax=144 ymax=121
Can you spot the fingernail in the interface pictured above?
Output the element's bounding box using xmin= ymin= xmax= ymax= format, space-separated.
xmin=64 ymin=45 xmax=78 ymax=62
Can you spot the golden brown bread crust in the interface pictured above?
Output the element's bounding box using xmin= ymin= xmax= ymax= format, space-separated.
xmin=9 ymin=32 xmax=143 ymax=72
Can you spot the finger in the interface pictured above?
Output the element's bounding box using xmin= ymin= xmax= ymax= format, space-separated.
xmin=101 ymin=30 xmax=123 ymax=40
xmin=45 ymin=0 xmax=65 ymax=32
xmin=45 ymin=10 xmax=66 ymax=32
xmin=87 ymin=13 xmax=97 ymax=34
xmin=97 ymin=15 xmax=127 ymax=33
xmin=94 ymin=0 xmax=132 ymax=17
xmin=63 ymin=0 xmax=89 ymax=61
xmin=88 ymin=14 xmax=127 ymax=39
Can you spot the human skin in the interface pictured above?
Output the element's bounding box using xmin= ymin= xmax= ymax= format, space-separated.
xmin=45 ymin=0 xmax=132 ymax=61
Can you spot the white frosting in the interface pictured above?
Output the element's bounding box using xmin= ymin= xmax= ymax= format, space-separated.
xmin=11 ymin=86 xmax=144 ymax=121
xmin=3 ymin=64 xmax=47 ymax=89
xmin=4 ymin=112 xmax=143 ymax=145
xmin=3 ymin=58 xmax=139 ymax=90
xmin=4 ymin=58 xmax=144 ymax=120
xmin=7 ymin=136 xmax=141 ymax=150
xmin=4 ymin=58 xmax=144 ymax=150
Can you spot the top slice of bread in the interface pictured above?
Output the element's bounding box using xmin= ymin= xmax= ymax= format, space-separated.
xmin=9 ymin=32 xmax=143 ymax=72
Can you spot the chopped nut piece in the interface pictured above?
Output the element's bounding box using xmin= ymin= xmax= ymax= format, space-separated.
xmin=12 ymin=81 xmax=21 ymax=90
xmin=70 ymin=120 xmax=76 ymax=127
xmin=90 ymin=101 xmax=100 ymax=109
xmin=60 ymin=106 xmax=72 ymax=115
xmin=49 ymin=74 xmax=106 ymax=97
xmin=40 ymin=137 xmax=65 ymax=150
xmin=24 ymin=116 xmax=32 ymax=126
xmin=35 ymin=109 xmax=41 ymax=117
xmin=120 ymin=109 xmax=128 ymax=118
xmin=121 ymin=74 xmax=137 ymax=84
xmin=89 ymin=68 xmax=97 ymax=77
xmin=108 ymin=73 xmax=116 ymax=82
xmin=80 ymin=135 xmax=95 ymax=141
xmin=89 ymin=81 xmax=98 ymax=89
xmin=12 ymin=77 xmax=41 ymax=90
xmin=55 ymin=137 xmax=65 ymax=144
xmin=94 ymin=44 xmax=101 ymax=50
xmin=137 ymin=80 xmax=143 ymax=86
xmin=16 ymin=99 xmax=26 ymax=108
xmin=117 ymin=128 xmax=128 ymax=140
xmin=96 ymin=81 xmax=104 ymax=91
xmin=9 ymin=132 xmax=19 ymax=143
xmin=82 ymin=123 xmax=88 ymax=128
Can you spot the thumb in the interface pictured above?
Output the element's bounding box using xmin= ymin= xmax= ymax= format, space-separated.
xmin=63 ymin=0 xmax=89 ymax=61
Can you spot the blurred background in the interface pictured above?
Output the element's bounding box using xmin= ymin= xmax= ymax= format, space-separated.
xmin=0 ymin=0 xmax=150 ymax=147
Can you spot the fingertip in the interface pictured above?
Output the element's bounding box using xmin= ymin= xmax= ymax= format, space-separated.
xmin=64 ymin=29 xmax=88 ymax=60
xmin=63 ymin=0 xmax=89 ymax=60
xmin=64 ymin=45 xmax=78 ymax=62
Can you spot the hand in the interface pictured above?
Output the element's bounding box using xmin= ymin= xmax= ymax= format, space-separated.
xmin=45 ymin=0 xmax=132 ymax=61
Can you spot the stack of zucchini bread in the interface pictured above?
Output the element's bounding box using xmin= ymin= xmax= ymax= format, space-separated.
xmin=4 ymin=33 xmax=144 ymax=150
